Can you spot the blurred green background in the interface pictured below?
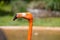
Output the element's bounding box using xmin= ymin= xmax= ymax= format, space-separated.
xmin=0 ymin=0 xmax=60 ymax=26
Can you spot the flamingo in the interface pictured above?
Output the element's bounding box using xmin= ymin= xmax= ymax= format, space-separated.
xmin=13 ymin=12 xmax=33 ymax=40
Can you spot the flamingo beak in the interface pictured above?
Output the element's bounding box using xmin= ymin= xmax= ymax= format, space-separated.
xmin=13 ymin=14 xmax=17 ymax=21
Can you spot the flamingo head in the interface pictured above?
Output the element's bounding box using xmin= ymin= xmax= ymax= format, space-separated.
xmin=13 ymin=13 xmax=27 ymax=21
xmin=13 ymin=12 xmax=33 ymax=21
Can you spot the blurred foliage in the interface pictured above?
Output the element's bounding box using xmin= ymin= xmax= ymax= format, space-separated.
xmin=11 ymin=0 xmax=60 ymax=14
xmin=0 ymin=0 xmax=60 ymax=16
xmin=11 ymin=0 xmax=27 ymax=13
xmin=0 ymin=0 xmax=12 ymax=16
xmin=28 ymin=0 xmax=60 ymax=11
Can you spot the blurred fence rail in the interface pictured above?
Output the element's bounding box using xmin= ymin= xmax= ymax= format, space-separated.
xmin=0 ymin=26 xmax=60 ymax=40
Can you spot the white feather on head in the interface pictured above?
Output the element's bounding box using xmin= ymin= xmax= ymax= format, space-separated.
xmin=21 ymin=13 xmax=26 ymax=17
xmin=16 ymin=13 xmax=26 ymax=17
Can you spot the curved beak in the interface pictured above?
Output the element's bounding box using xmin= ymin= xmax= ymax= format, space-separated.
xmin=13 ymin=14 xmax=17 ymax=21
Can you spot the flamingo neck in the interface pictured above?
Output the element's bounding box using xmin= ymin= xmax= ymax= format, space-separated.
xmin=29 ymin=20 xmax=33 ymax=28
xmin=28 ymin=20 xmax=33 ymax=40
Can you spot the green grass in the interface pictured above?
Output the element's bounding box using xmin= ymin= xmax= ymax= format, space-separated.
xmin=0 ymin=16 xmax=29 ymax=26
xmin=33 ymin=18 xmax=60 ymax=26
xmin=0 ymin=16 xmax=60 ymax=26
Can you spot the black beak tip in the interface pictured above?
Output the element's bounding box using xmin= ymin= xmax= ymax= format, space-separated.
xmin=13 ymin=17 xmax=17 ymax=21
xmin=13 ymin=16 xmax=17 ymax=21
xmin=13 ymin=14 xmax=17 ymax=21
